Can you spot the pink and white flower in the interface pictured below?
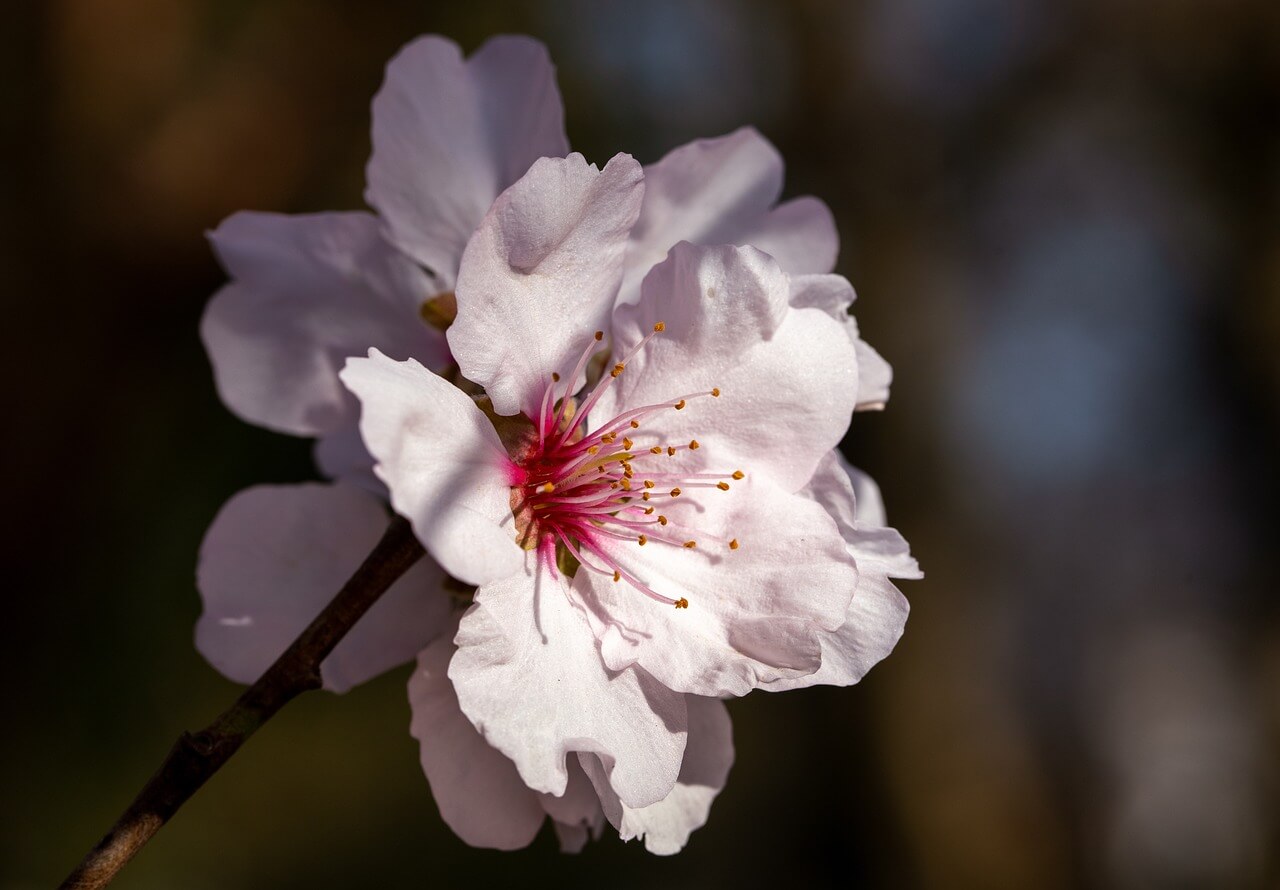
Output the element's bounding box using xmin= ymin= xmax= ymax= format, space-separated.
xmin=338 ymin=150 xmax=912 ymax=850
xmin=195 ymin=32 xmax=914 ymax=856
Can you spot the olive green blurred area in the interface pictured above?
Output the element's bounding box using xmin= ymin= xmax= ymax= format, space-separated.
xmin=4 ymin=1 xmax=1280 ymax=887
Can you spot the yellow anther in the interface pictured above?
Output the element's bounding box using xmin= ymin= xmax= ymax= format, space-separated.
xmin=538 ymin=482 xmax=555 ymax=493
xmin=644 ymin=480 xmax=655 ymax=489
xmin=729 ymin=539 xmax=740 ymax=550
xmin=642 ymin=492 xmax=651 ymax=501
xmin=658 ymin=515 xmax=668 ymax=526
xmin=674 ymin=597 xmax=689 ymax=609
xmin=654 ymin=321 xmax=666 ymax=332
xmin=630 ymin=420 xmax=640 ymax=429
xmin=674 ymin=399 xmax=687 ymax=410
xmin=717 ymin=481 xmax=730 ymax=491
xmin=643 ymin=507 xmax=655 ymax=515
xmin=613 ymin=570 xmax=621 ymax=582
xmin=620 ymin=478 xmax=632 ymax=491
xmin=610 ymin=482 xmax=619 ymax=490
xmin=711 ymin=387 xmax=721 ymax=397
xmin=552 ymin=372 xmax=561 ymax=382
xmin=689 ymin=440 xmax=700 ymax=450
xmin=670 ymin=487 xmax=682 ymax=497
xmin=623 ymin=437 xmax=634 ymax=450
xmin=594 ymin=331 xmax=604 ymax=341
xmin=650 ymin=446 xmax=663 ymax=455
xmin=732 ymin=470 xmax=744 ymax=480
xmin=602 ymin=433 xmax=617 ymax=443
xmin=667 ymin=446 xmax=677 ymax=456
xmin=624 ymin=466 xmax=634 ymax=478
xmin=638 ymin=534 xmax=648 ymax=546
xmin=587 ymin=445 xmax=600 ymax=455
xmin=611 ymin=363 xmax=625 ymax=378
xmin=683 ymin=540 xmax=697 ymax=549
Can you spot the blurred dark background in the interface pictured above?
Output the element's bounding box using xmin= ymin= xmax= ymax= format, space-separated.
xmin=4 ymin=1 xmax=1279 ymax=887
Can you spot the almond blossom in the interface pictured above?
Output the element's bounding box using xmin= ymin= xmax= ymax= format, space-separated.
xmin=197 ymin=36 xmax=856 ymax=700
xmin=196 ymin=35 xmax=855 ymax=696
xmin=194 ymin=32 xmax=913 ymax=856
xmin=338 ymin=150 xmax=914 ymax=850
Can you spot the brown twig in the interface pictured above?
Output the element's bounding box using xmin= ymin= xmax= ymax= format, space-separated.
xmin=59 ymin=515 xmax=425 ymax=890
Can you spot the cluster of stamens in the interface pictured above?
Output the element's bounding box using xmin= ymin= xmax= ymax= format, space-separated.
xmin=508 ymin=324 xmax=742 ymax=610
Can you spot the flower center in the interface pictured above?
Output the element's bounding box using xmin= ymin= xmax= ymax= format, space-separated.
xmin=507 ymin=325 xmax=741 ymax=610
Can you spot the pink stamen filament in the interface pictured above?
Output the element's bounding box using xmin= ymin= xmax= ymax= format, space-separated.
xmin=551 ymin=328 xmax=664 ymax=449
xmin=512 ymin=326 xmax=733 ymax=610
xmin=583 ymin=391 xmax=719 ymax=443
xmin=552 ymin=529 xmax=615 ymax=578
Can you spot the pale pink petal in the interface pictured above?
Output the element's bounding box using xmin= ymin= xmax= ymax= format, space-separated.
xmin=764 ymin=451 xmax=919 ymax=691
xmin=789 ymin=273 xmax=893 ymax=411
xmin=539 ymin=757 xmax=606 ymax=853
xmin=408 ymin=633 xmax=546 ymax=850
xmin=847 ymin=463 xmax=887 ymax=526
xmin=759 ymin=568 xmax=908 ymax=693
xmin=196 ymin=483 xmax=450 ymax=693
xmin=580 ymin=696 xmax=733 ymax=855
xmin=619 ymin=127 xmax=837 ymax=306
xmin=852 ymin=335 xmax=893 ymax=411
xmin=448 ymin=153 xmax=644 ymax=417
xmin=450 ymin=560 xmax=687 ymax=808
xmin=732 ymin=195 xmax=839 ymax=281
xmin=788 ymin=271 xmax=853 ymax=316
xmin=575 ymin=474 xmax=856 ymax=697
xmin=599 ymin=242 xmax=858 ymax=493
xmin=340 ymin=350 xmax=524 ymax=586
xmin=203 ymin=211 xmax=445 ymax=437
xmin=552 ymin=821 xmax=590 ymax=854
xmin=812 ymin=452 xmax=921 ymax=578
xmin=311 ymin=422 xmax=380 ymax=494
xmin=366 ymin=35 xmax=568 ymax=283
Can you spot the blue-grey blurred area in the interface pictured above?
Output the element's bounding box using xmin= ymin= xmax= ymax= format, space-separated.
xmin=3 ymin=0 xmax=1278 ymax=887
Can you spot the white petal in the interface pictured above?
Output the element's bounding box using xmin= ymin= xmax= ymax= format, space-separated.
xmin=409 ymin=634 xmax=546 ymax=850
xmin=340 ymin=350 xmax=524 ymax=586
xmin=789 ymin=273 xmax=892 ymax=411
xmin=195 ymin=483 xmax=450 ymax=693
xmin=619 ymin=127 xmax=837 ymax=306
xmin=580 ymin=696 xmax=733 ymax=855
xmin=448 ymin=153 xmax=644 ymax=417
xmin=366 ymin=35 xmax=569 ymax=282
xmin=450 ymin=561 xmax=687 ymax=808
xmin=600 ymin=242 xmax=859 ymax=493
xmin=764 ymin=451 xmax=919 ymax=691
xmin=203 ymin=211 xmax=446 ymax=437
xmin=575 ymin=475 xmax=856 ymax=697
